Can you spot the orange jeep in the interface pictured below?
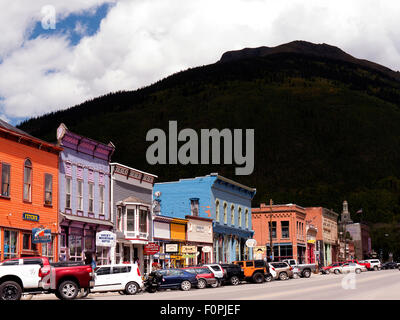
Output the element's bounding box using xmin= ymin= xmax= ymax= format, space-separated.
xmin=233 ymin=260 xmax=272 ymax=283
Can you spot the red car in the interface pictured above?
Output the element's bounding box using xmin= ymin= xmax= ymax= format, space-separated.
xmin=180 ymin=267 xmax=218 ymax=289
xmin=346 ymin=259 xmax=371 ymax=270
xmin=1 ymin=256 xmax=94 ymax=299
xmin=321 ymin=262 xmax=344 ymax=274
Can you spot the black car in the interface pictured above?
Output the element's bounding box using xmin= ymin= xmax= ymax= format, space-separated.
xmin=219 ymin=264 xmax=245 ymax=286
xmin=381 ymin=261 xmax=398 ymax=269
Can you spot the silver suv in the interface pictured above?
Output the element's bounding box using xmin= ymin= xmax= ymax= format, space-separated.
xmin=364 ymin=259 xmax=381 ymax=271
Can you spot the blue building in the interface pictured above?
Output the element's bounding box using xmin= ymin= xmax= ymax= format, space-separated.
xmin=153 ymin=173 xmax=256 ymax=263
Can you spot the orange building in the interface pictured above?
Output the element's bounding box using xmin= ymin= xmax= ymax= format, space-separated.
xmin=252 ymin=203 xmax=307 ymax=263
xmin=0 ymin=120 xmax=62 ymax=262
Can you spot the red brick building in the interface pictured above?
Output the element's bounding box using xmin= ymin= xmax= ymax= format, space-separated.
xmin=252 ymin=203 xmax=307 ymax=263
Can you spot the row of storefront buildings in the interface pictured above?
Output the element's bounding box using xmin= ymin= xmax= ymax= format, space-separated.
xmin=0 ymin=119 xmax=372 ymax=275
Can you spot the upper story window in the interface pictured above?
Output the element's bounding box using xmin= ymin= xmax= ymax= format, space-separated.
xmin=231 ymin=204 xmax=235 ymax=225
xmin=215 ymin=199 xmax=220 ymax=222
xmin=44 ymin=174 xmax=53 ymax=205
xmin=190 ymin=198 xmax=199 ymax=216
xmin=23 ymin=159 xmax=32 ymax=202
xmin=116 ymin=207 xmax=123 ymax=231
xmin=245 ymin=208 xmax=249 ymax=228
xmin=99 ymin=185 xmax=105 ymax=215
xmin=1 ymin=162 xmax=10 ymax=197
xmin=77 ymin=180 xmax=83 ymax=211
xmin=238 ymin=207 xmax=242 ymax=227
xmin=281 ymin=221 xmax=290 ymax=238
xmin=223 ymin=202 xmax=227 ymax=224
xmin=127 ymin=209 xmax=135 ymax=231
xmin=65 ymin=177 xmax=71 ymax=208
xmin=88 ymin=183 xmax=94 ymax=213
xmin=139 ymin=209 xmax=148 ymax=233
xmin=269 ymin=221 xmax=277 ymax=238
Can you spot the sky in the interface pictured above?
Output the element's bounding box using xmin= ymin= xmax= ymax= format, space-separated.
xmin=1 ymin=0 xmax=400 ymax=125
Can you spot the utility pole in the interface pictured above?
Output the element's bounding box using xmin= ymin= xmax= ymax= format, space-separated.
xmin=269 ymin=199 xmax=274 ymax=262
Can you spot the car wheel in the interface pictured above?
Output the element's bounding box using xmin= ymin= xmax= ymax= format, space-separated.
xmin=197 ymin=279 xmax=207 ymax=289
xmin=0 ymin=281 xmax=22 ymax=301
xmin=355 ymin=268 xmax=361 ymax=274
xmin=265 ymin=274 xmax=273 ymax=282
xmin=252 ymin=272 xmax=264 ymax=283
xmin=125 ymin=282 xmax=139 ymax=295
xmin=302 ymin=269 xmax=311 ymax=278
xmin=230 ymin=276 xmax=240 ymax=286
xmin=334 ymin=269 xmax=340 ymax=275
xmin=374 ymin=266 xmax=378 ymax=271
xmin=279 ymin=272 xmax=289 ymax=280
xmin=78 ymin=288 xmax=89 ymax=299
xmin=58 ymin=280 xmax=79 ymax=300
xmin=180 ymin=280 xmax=192 ymax=291
xmin=210 ymin=282 xmax=219 ymax=288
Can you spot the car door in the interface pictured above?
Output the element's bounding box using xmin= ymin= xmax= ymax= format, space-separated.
xmin=158 ymin=270 xmax=172 ymax=287
xmin=110 ymin=266 xmax=125 ymax=291
xmin=93 ymin=266 xmax=112 ymax=292
xmin=166 ymin=269 xmax=182 ymax=287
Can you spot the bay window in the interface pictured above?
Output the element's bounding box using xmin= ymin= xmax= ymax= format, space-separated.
xmin=127 ymin=209 xmax=135 ymax=232
xmin=139 ymin=210 xmax=147 ymax=233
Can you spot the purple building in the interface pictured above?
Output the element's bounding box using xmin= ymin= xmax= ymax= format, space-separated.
xmin=56 ymin=123 xmax=115 ymax=265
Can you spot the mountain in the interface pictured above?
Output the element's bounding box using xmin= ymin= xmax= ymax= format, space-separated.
xmin=17 ymin=41 xmax=400 ymax=257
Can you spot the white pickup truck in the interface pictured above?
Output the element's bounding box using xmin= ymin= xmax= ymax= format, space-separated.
xmin=282 ymin=259 xmax=317 ymax=278
xmin=0 ymin=260 xmax=45 ymax=300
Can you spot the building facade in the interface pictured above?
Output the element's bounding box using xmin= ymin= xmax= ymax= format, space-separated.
xmin=306 ymin=223 xmax=318 ymax=264
xmin=56 ymin=123 xmax=115 ymax=265
xmin=252 ymin=203 xmax=307 ymax=263
xmin=305 ymin=207 xmax=339 ymax=266
xmin=0 ymin=120 xmax=61 ymax=262
xmin=110 ymin=162 xmax=157 ymax=274
xmin=153 ymin=173 xmax=256 ymax=264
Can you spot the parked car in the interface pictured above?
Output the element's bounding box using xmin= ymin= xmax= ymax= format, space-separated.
xmin=180 ymin=267 xmax=217 ymax=288
xmin=1 ymin=256 xmax=94 ymax=300
xmin=347 ymin=259 xmax=371 ymax=270
xmin=202 ymin=264 xmax=225 ymax=286
xmin=268 ymin=262 xmax=294 ymax=280
xmin=364 ymin=259 xmax=382 ymax=271
xmin=233 ymin=260 xmax=272 ymax=283
xmin=381 ymin=261 xmax=398 ymax=269
xmin=321 ymin=262 xmax=344 ymax=274
xmin=282 ymin=259 xmax=316 ymax=278
xmin=219 ymin=264 xmax=245 ymax=286
xmin=145 ymin=268 xmax=198 ymax=291
xmin=331 ymin=262 xmax=366 ymax=274
xmin=0 ymin=259 xmax=46 ymax=300
xmin=91 ymin=264 xmax=142 ymax=295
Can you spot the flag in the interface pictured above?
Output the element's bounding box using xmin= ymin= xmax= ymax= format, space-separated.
xmin=356 ymin=208 xmax=363 ymax=214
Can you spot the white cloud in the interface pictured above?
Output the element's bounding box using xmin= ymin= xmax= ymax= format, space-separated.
xmin=1 ymin=0 xmax=400 ymax=121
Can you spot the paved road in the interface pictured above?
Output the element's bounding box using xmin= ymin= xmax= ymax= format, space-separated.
xmin=26 ymin=269 xmax=400 ymax=300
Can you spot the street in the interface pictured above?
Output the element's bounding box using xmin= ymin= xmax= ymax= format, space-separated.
xmin=25 ymin=269 xmax=400 ymax=300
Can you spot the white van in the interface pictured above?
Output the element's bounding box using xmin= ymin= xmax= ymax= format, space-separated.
xmin=91 ymin=264 xmax=143 ymax=295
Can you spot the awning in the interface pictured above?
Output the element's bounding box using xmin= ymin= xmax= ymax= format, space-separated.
xmin=59 ymin=212 xmax=114 ymax=227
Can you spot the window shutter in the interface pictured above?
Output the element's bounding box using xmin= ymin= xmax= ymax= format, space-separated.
xmin=65 ymin=162 xmax=72 ymax=177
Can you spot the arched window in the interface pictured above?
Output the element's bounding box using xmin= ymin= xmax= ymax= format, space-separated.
xmin=245 ymin=208 xmax=249 ymax=228
xmin=231 ymin=204 xmax=235 ymax=225
xmin=23 ymin=159 xmax=32 ymax=202
xmin=215 ymin=199 xmax=220 ymax=222
xmin=223 ymin=202 xmax=227 ymax=224
xmin=238 ymin=207 xmax=242 ymax=227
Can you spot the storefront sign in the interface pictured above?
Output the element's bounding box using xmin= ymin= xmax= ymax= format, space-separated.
xmin=196 ymin=225 xmax=205 ymax=232
xmin=32 ymin=228 xmax=51 ymax=243
xmin=202 ymin=246 xmax=212 ymax=253
xmin=307 ymin=239 xmax=316 ymax=244
xmin=144 ymin=243 xmax=160 ymax=255
xmin=165 ymin=244 xmax=178 ymax=253
xmin=181 ymin=246 xmax=197 ymax=254
xmin=245 ymin=239 xmax=257 ymax=247
xmin=23 ymin=212 xmax=39 ymax=222
xmin=96 ymin=231 xmax=116 ymax=247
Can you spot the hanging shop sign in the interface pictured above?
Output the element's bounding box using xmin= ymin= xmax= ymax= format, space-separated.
xmin=165 ymin=244 xmax=179 ymax=253
xmin=96 ymin=231 xmax=116 ymax=247
xmin=181 ymin=246 xmax=197 ymax=254
xmin=32 ymin=228 xmax=51 ymax=243
xmin=202 ymin=246 xmax=212 ymax=253
xmin=307 ymin=239 xmax=316 ymax=244
xmin=144 ymin=243 xmax=160 ymax=255
xmin=245 ymin=239 xmax=257 ymax=248
xmin=182 ymin=253 xmax=196 ymax=258
xmin=23 ymin=212 xmax=40 ymax=222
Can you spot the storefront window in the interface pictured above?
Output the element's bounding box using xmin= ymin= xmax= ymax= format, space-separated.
xmin=123 ymin=245 xmax=131 ymax=262
xmin=4 ymin=230 xmax=18 ymax=259
xmin=85 ymin=230 xmax=94 ymax=251
xmin=96 ymin=247 xmax=109 ymax=266
xmin=42 ymin=240 xmax=54 ymax=262
xmin=69 ymin=235 xmax=83 ymax=261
